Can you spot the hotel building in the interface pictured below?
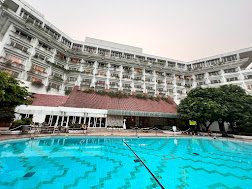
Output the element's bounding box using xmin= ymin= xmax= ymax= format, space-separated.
xmin=0 ymin=0 xmax=251 ymax=128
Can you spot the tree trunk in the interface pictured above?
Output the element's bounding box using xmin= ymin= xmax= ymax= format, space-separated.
xmin=218 ymin=121 xmax=225 ymax=132
xmin=203 ymin=122 xmax=213 ymax=132
xmin=229 ymin=122 xmax=235 ymax=132
xmin=206 ymin=122 xmax=213 ymax=132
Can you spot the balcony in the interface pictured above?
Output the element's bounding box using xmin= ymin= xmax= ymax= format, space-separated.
xmin=84 ymin=46 xmax=97 ymax=54
xmin=122 ymin=75 xmax=131 ymax=80
xmin=98 ymin=48 xmax=110 ymax=56
xmin=123 ymin=69 xmax=132 ymax=74
xmin=124 ymin=53 xmax=134 ymax=60
xmin=96 ymin=72 xmax=107 ymax=77
xmin=54 ymin=57 xmax=67 ymax=66
xmin=29 ymin=68 xmax=47 ymax=77
xmin=110 ymin=73 xmax=120 ymax=79
xmin=0 ymin=67 xmax=20 ymax=78
xmin=30 ymin=77 xmax=44 ymax=88
xmin=2 ymin=57 xmax=24 ymax=69
xmin=134 ymin=76 xmax=142 ymax=81
xmin=135 ymin=88 xmax=144 ymax=95
xmin=147 ymin=90 xmax=155 ymax=96
xmin=110 ymin=83 xmax=119 ymax=89
xmin=71 ymin=46 xmax=82 ymax=52
xmin=82 ymin=63 xmax=94 ymax=69
xmin=7 ymin=42 xmax=30 ymax=56
xmin=95 ymin=83 xmax=106 ymax=89
xmin=97 ymin=66 xmax=107 ymax=72
xmin=147 ymin=57 xmax=156 ymax=64
xmin=195 ymin=77 xmax=204 ymax=81
xmin=197 ymin=82 xmax=205 ymax=86
xmin=226 ymin=77 xmax=239 ymax=82
xmin=157 ymin=80 xmax=164 ymax=85
xmin=136 ymin=55 xmax=146 ymax=62
xmin=69 ymin=58 xmax=81 ymax=64
xmin=145 ymin=79 xmax=154 ymax=83
xmin=208 ymin=74 xmax=221 ymax=79
xmin=156 ymin=74 xmax=165 ymax=79
xmin=210 ymin=80 xmax=221 ymax=84
xmin=168 ymin=61 xmax=176 ymax=68
xmin=145 ymin=73 xmax=153 ymax=78
xmin=109 ymin=66 xmax=121 ymax=72
xmin=83 ymin=69 xmax=93 ymax=75
xmin=33 ymin=53 xmax=46 ymax=62
xmin=134 ymin=71 xmax=143 ymax=76
xmin=51 ymin=75 xmax=64 ymax=82
xmin=166 ymin=81 xmax=173 ymax=85
xmin=157 ymin=59 xmax=166 ymax=67
xmin=224 ymin=68 xmax=237 ymax=74
xmin=81 ymin=82 xmax=91 ymax=87
xmin=185 ymin=84 xmax=192 ymax=88
xmin=244 ymin=75 xmax=252 ymax=80
xmin=122 ymin=85 xmax=131 ymax=90
xmin=111 ymin=51 xmax=123 ymax=58
xmin=12 ymin=30 xmax=32 ymax=43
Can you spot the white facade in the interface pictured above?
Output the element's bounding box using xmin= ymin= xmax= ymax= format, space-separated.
xmin=16 ymin=105 xmax=108 ymax=127
xmin=0 ymin=0 xmax=252 ymax=105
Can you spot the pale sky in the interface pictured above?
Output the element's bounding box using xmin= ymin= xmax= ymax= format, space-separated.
xmin=24 ymin=0 xmax=252 ymax=61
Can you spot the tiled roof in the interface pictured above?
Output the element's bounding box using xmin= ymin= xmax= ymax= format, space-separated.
xmin=63 ymin=87 xmax=177 ymax=113
xmin=32 ymin=94 xmax=68 ymax=107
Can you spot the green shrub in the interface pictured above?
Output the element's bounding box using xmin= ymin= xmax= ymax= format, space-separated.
xmin=96 ymin=90 xmax=106 ymax=95
xmin=10 ymin=118 xmax=32 ymax=130
xmin=108 ymin=91 xmax=117 ymax=97
xmin=83 ymin=88 xmax=94 ymax=93
xmin=65 ymin=90 xmax=71 ymax=95
xmin=136 ymin=93 xmax=148 ymax=99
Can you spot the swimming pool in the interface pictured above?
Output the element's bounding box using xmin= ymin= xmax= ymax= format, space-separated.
xmin=0 ymin=137 xmax=251 ymax=189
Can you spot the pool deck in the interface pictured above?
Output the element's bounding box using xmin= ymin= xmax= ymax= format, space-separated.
xmin=0 ymin=127 xmax=252 ymax=143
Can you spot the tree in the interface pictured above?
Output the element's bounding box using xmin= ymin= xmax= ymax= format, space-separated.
xmin=178 ymin=87 xmax=223 ymax=131
xmin=0 ymin=71 xmax=30 ymax=126
xmin=215 ymin=85 xmax=248 ymax=132
xmin=233 ymin=95 xmax=252 ymax=133
xmin=178 ymin=85 xmax=252 ymax=133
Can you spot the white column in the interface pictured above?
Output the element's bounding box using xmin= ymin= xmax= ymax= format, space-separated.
xmin=61 ymin=116 xmax=64 ymax=126
xmin=55 ymin=115 xmax=60 ymax=126
xmin=94 ymin=117 xmax=97 ymax=128
xmin=66 ymin=116 xmax=70 ymax=127
xmin=84 ymin=115 xmax=87 ymax=124
xmin=88 ymin=117 xmax=91 ymax=127
xmin=105 ymin=117 xmax=108 ymax=128
xmin=123 ymin=119 xmax=126 ymax=129
xmin=99 ymin=118 xmax=102 ymax=127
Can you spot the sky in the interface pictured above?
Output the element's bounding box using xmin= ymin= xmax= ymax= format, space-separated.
xmin=24 ymin=0 xmax=252 ymax=61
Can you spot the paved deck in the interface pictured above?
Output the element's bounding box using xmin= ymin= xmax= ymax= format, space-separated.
xmin=0 ymin=128 xmax=251 ymax=143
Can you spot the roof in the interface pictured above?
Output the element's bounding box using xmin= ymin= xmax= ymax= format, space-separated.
xmin=32 ymin=94 xmax=68 ymax=107
xmin=31 ymin=88 xmax=177 ymax=115
xmin=63 ymin=87 xmax=177 ymax=114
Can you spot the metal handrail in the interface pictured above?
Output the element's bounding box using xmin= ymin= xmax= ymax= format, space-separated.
xmin=8 ymin=125 xmax=21 ymax=131
xmin=8 ymin=125 xmax=28 ymax=131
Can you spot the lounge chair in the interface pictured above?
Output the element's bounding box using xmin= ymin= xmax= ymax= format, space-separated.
xmin=21 ymin=125 xmax=31 ymax=134
xmin=142 ymin=127 xmax=151 ymax=132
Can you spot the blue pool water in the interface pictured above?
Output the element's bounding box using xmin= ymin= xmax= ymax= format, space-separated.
xmin=0 ymin=137 xmax=252 ymax=189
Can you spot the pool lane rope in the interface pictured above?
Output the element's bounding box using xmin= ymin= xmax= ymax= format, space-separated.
xmin=123 ymin=141 xmax=165 ymax=189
